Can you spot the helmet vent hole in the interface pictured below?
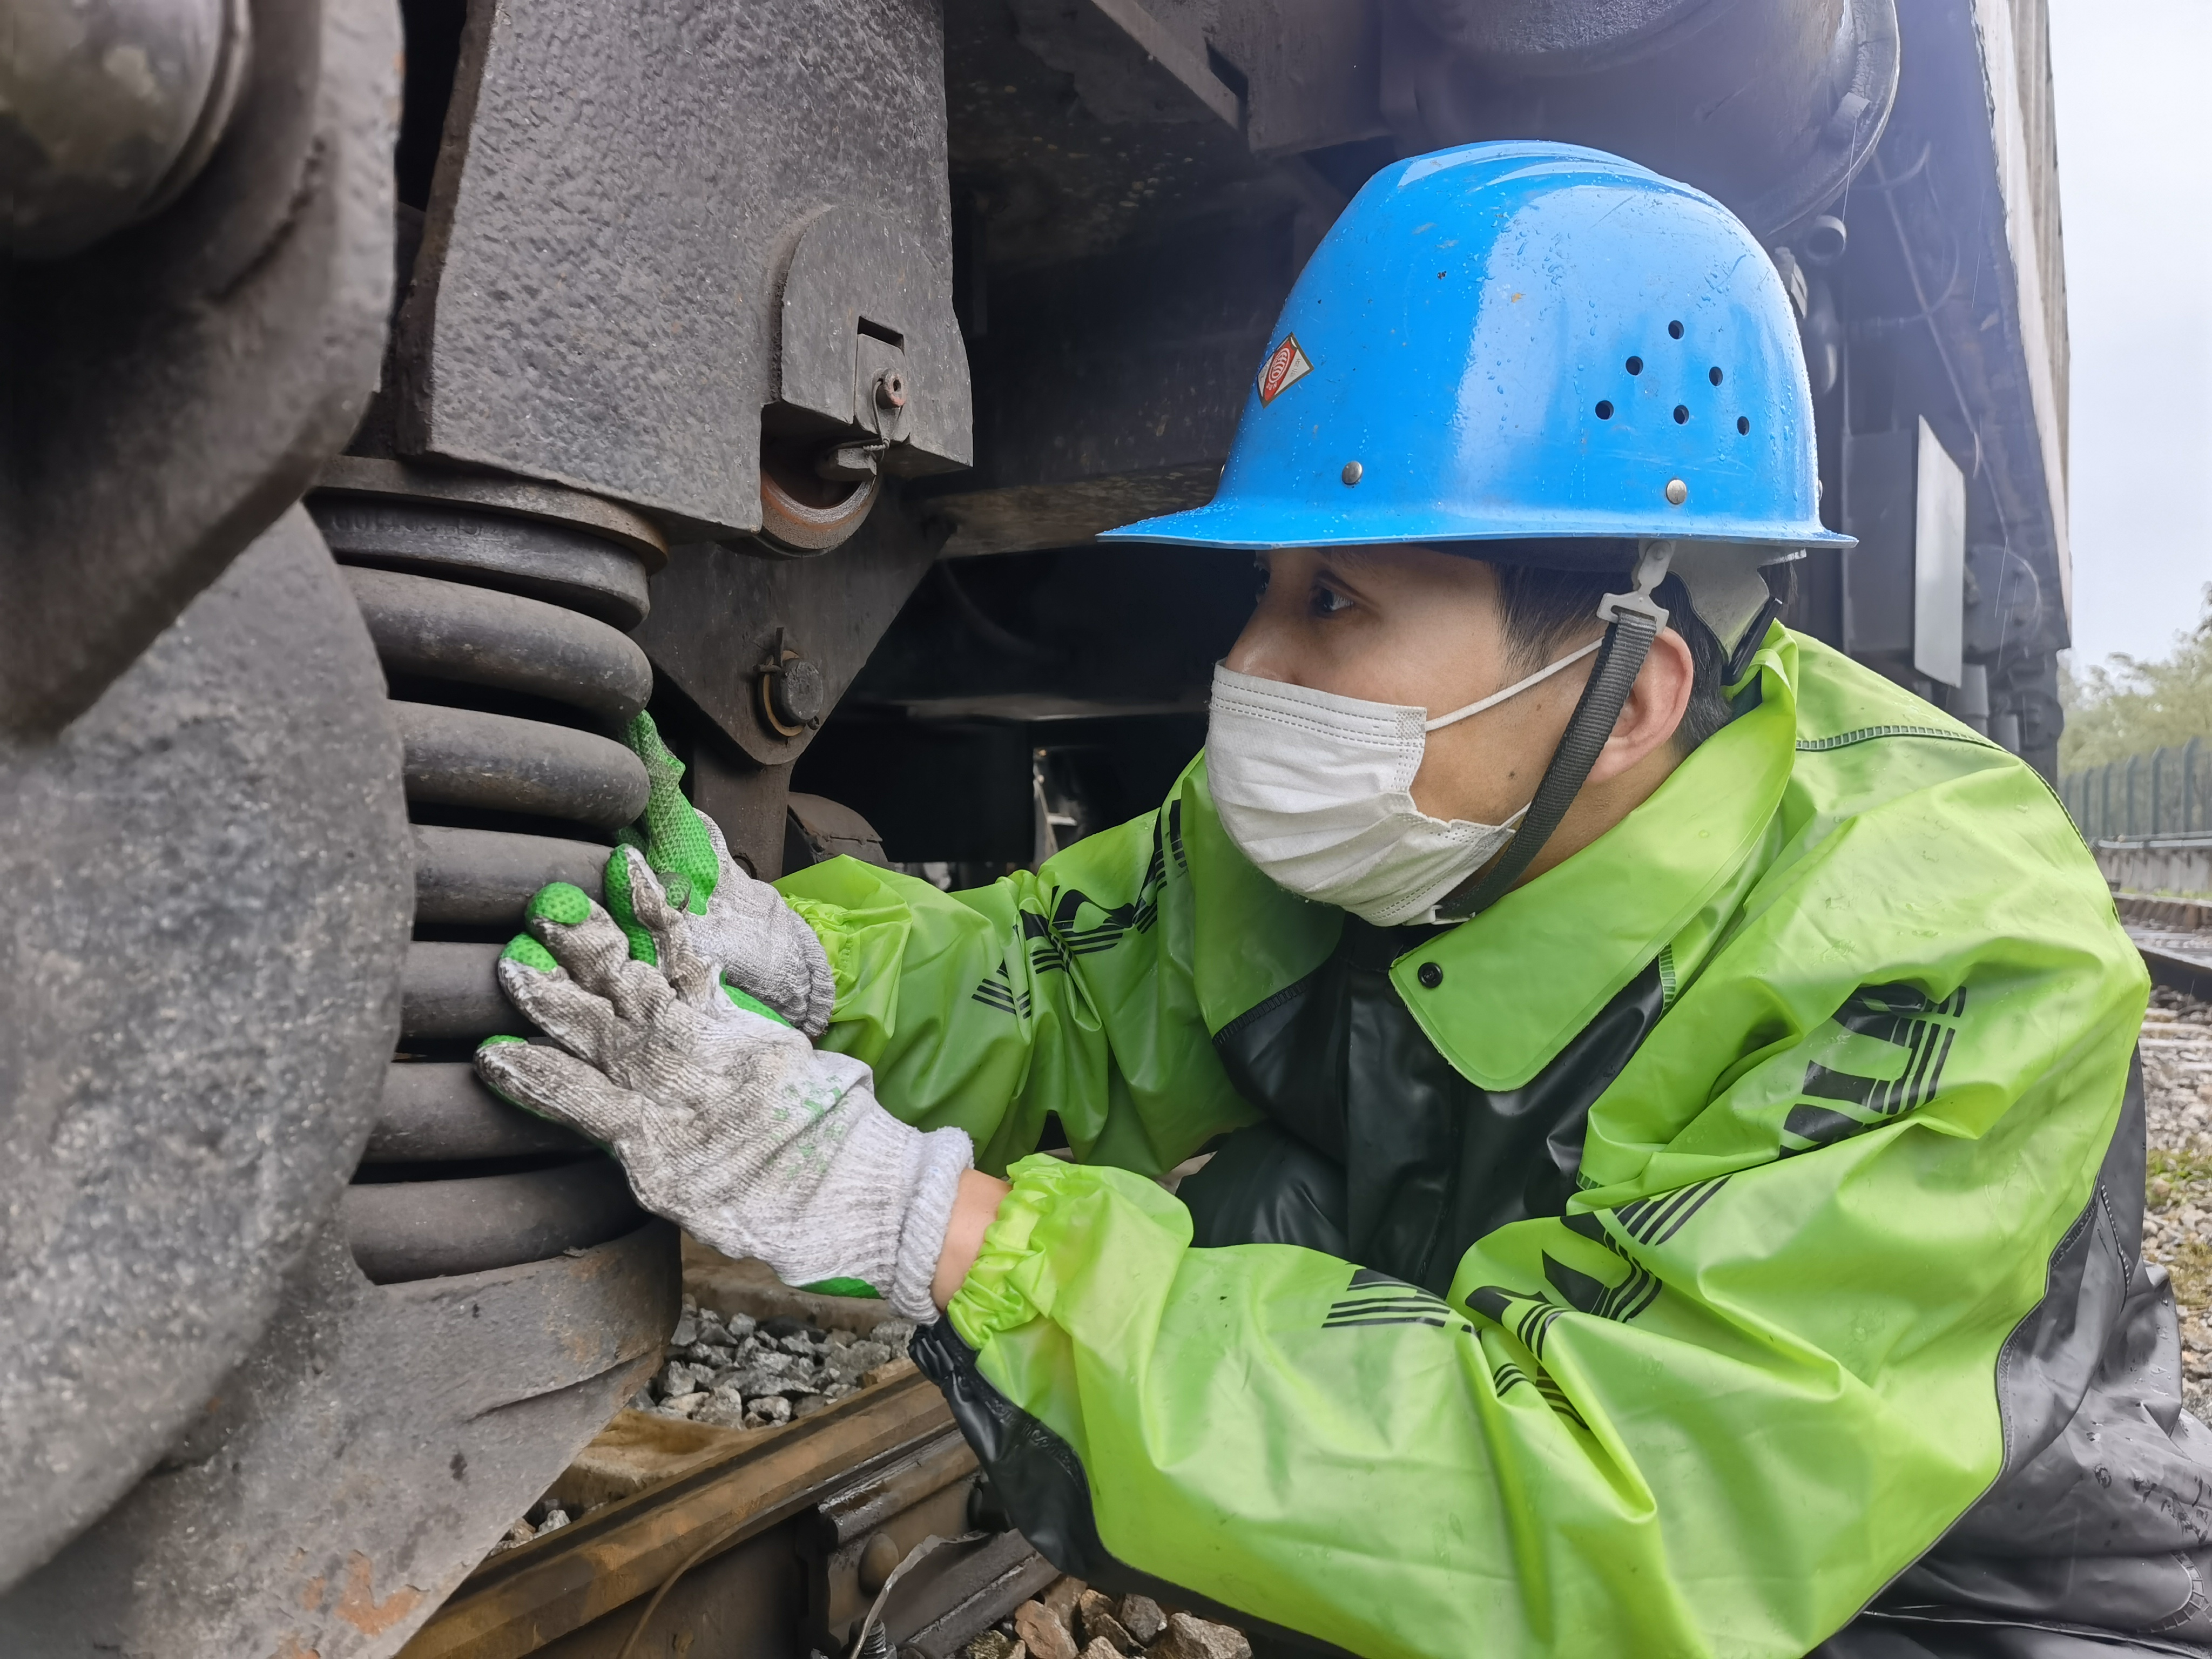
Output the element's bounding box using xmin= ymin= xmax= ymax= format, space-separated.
xmin=1709 ymin=366 xmax=1724 ymax=386
xmin=1668 ymin=320 xmax=1684 ymax=339
xmin=1737 ymin=415 xmax=1751 ymax=435
xmin=1595 ymin=400 xmax=1614 ymax=420
xmin=1673 ymin=405 xmax=1689 ymax=424
xmin=1625 ymin=356 xmax=1643 ymax=376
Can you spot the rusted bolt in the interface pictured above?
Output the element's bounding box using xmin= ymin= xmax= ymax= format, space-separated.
xmin=874 ymin=370 xmax=908 ymax=411
xmin=766 ymin=656 xmax=824 ymax=731
xmin=756 ymin=632 xmax=827 ymax=736
xmin=858 ymin=1531 xmax=901 ymax=1594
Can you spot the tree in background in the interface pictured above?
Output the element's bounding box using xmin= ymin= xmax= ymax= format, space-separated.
xmin=2061 ymin=586 xmax=2212 ymax=770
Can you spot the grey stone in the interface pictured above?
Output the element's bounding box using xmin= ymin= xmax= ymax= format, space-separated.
xmin=743 ymin=1395 xmax=792 ymax=1427
xmin=694 ymin=1390 xmax=747 ymax=1429
xmin=826 ymin=1340 xmax=894 ymax=1381
xmin=669 ymin=1312 xmax=698 ymax=1348
xmin=729 ymin=1365 xmax=821 ymax=1399
xmin=655 ymin=1360 xmax=704 ymax=1398
xmin=1014 ymin=1599 xmax=1077 ymax=1659
xmin=1116 ymin=1595 xmax=1167 ymax=1647
xmin=1077 ymin=1591 xmax=1136 ymax=1655
xmin=1151 ymin=1614 xmax=1251 ymax=1659
xmin=869 ymin=1319 xmax=917 ymax=1352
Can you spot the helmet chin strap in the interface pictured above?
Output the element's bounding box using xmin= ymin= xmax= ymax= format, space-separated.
xmin=1434 ymin=541 xmax=1674 ymax=922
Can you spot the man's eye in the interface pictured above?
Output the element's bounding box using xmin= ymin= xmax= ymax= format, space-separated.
xmin=1310 ymin=584 xmax=1353 ymax=618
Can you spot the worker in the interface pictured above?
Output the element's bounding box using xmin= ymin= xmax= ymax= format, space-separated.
xmin=477 ymin=143 xmax=2207 ymax=1657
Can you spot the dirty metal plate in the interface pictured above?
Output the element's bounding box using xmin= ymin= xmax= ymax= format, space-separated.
xmin=635 ymin=505 xmax=938 ymax=767
xmin=398 ymin=0 xmax=961 ymax=540
xmin=781 ymin=206 xmax=973 ymax=475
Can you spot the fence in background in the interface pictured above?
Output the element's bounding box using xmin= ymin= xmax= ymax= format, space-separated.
xmin=2063 ymin=739 xmax=2212 ymax=844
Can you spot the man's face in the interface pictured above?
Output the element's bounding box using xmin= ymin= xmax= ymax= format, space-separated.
xmin=1222 ymin=546 xmax=1599 ymax=829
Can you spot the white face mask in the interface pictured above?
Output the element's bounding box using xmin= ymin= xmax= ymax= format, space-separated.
xmin=1205 ymin=641 xmax=1602 ymax=928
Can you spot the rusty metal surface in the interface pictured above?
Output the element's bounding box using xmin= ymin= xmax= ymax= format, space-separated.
xmin=0 ymin=1221 xmax=679 ymax=1659
xmin=3 ymin=0 xmax=398 ymax=733
xmin=344 ymin=1161 xmax=643 ymax=1283
xmin=0 ymin=508 xmax=414 ymax=1590
xmin=900 ymin=1533 xmax=1062 ymax=1659
xmin=394 ymin=0 xmax=965 ymax=541
xmin=637 ymin=508 xmax=939 ymax=768
xmin=778 ymin=206 xmax=973 ymax=478
xmin=402 ymin=1370 xmax=957 ymax=1659
xmin=804 ymin=1428 xmax=984 ymax=1643
xmin=913 ymin=210 xmax=1287 ymax=556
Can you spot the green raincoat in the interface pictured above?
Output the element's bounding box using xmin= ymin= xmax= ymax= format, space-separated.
xmin=778 ymin=628 xmax=2201 ymax=1658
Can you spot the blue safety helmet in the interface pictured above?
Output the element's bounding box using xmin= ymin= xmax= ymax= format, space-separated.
xmin=1102 ymin=140 xmax=1847 ymax=556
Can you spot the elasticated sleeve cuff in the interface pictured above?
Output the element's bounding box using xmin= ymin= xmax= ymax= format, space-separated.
xmin=945 ymin=1153 xmax=1192 ymax=1351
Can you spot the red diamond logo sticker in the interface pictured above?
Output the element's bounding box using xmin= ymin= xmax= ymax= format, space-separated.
xmin=1256 ymin=334 xmax=1314 ymax=406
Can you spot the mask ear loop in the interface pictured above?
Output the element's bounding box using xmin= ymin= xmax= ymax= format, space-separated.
xmin=1434 ymin=543 xmax=1674 ymax=921
xmin=1423 ymin=637 xmax=1603 ymax=731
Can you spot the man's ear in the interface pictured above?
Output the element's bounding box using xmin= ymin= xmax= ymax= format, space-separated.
xmin=1587 ymin=626 xmax=1695 ymax=786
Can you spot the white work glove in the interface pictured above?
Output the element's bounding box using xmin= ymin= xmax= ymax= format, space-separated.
xmin=610 ymin=713 xmax=836 ymax=1037
xmin=478 ymin=851 xmax=970 ymax=1321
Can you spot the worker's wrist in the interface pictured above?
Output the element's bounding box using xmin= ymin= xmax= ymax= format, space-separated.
xmin=930 ymin=1169 xmax=1011 ymax=1312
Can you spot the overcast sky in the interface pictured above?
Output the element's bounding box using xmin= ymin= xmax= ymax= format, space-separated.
xmin=2047 ymin=0 xmax=2212 ymax=670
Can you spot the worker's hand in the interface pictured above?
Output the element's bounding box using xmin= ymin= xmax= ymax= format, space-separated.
xmin=476 ymin=871 xmax=970 ymax=1322
xmin=609 ymin=712 xmax=835 ymax=1037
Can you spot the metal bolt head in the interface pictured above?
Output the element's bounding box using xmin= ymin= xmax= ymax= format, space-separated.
xmin=858 ymin=1530 xmax=901 ymax=1593
xmin=1341 ymin=461 xmax=1364 ymax=486
xmin=767 ymin=657 xmax=826 ymax=730
xmin=1665 ymin=477 xmax=1689 ymax=505
xmin=874 ymin=370 xmax=908 ymax=410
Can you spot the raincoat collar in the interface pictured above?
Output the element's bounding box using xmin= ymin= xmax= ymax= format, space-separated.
xmin=1387 ymin=628 xmax=1800 ymax=1091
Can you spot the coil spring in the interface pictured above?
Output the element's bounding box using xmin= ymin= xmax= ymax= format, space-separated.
xmin=306 ymin=477 xmax=665 ymax=1283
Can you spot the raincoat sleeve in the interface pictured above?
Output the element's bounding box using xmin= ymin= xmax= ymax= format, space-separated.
xmin=927 ymin=866 xmax=2148 ymax=1658
xmin=772 ymin=796 xmax=1258 ymax=1178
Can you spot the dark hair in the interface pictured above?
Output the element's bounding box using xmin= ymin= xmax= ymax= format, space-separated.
xmin=1491 ymin=563 xmax=1735 ymax=754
